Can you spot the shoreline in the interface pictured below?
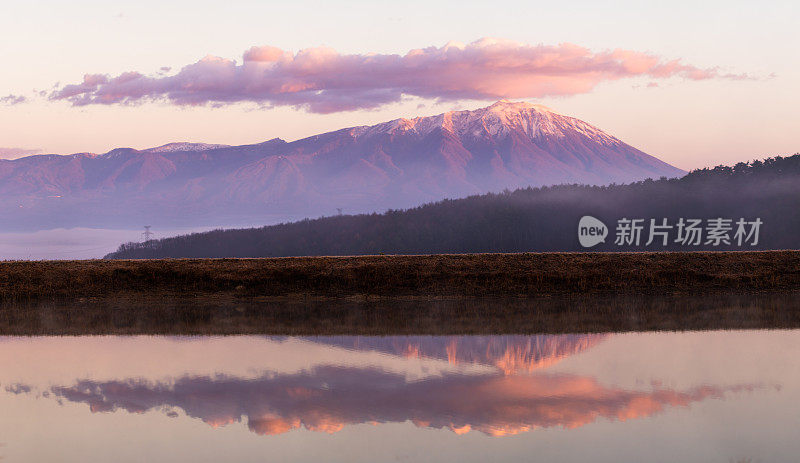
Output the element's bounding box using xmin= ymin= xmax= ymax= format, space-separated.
xmin=1 ymin=292 xmax=798 ymax=336
xmin=2 ymin=251 xmax=800 ymax=302
xmin=0 ymin=251 xmax=798 ymax=335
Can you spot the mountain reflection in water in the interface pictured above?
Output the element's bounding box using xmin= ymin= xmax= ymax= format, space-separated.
xmin=299 ymin=334 xmax=608 ymax=374
xmin=3 ymin=334 xmax=763 ymax=438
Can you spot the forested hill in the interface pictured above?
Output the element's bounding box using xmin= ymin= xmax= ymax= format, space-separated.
xmin=106 ymin=154 xmax=800 ymax=258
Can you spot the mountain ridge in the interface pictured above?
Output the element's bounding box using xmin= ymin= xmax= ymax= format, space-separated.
xmin=0 ymin=101 xmax=684 ymax=231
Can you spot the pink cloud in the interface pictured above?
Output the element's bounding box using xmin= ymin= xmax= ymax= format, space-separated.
xmin=0 ymin=94 xmax=26 ymax=105
xmin=49 ymin=38 xmax=750 ymax=113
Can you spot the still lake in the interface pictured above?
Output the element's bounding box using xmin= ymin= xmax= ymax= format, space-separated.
xmin=1 ymin=330 xmax=798 ymax=462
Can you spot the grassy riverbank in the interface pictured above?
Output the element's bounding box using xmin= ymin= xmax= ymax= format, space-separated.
xmin=1 ymin=251 xmax=800 ymax=302
xmin=1 ymin=251 xmax=798 ymax=335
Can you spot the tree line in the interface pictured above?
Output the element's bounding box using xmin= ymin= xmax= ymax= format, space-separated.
xmin=106 ymin=154 xmax=800 ymax=258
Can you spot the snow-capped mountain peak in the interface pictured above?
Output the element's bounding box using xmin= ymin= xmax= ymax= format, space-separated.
xmin=485 ymin=99 xmax=553 ymax=114
xmin=143 ymin=142 xmax=231 ymax=153
xmin=353 ymin=100 xmax=620 ymax=145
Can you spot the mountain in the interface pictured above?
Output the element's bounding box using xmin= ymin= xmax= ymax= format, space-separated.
xmin=0 ymin=101 xmax=684 ymax=231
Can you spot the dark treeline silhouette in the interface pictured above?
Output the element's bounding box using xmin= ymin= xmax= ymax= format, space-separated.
xmin=107 ymin=154 xmax=800 ymax=258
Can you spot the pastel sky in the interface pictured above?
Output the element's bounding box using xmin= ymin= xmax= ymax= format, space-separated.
xmin=0 ymin=0 xmax=797 ymax=170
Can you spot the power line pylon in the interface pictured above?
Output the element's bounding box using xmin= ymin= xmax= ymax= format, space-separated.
xmin=143 ymin=225 xmax=154 ymax=242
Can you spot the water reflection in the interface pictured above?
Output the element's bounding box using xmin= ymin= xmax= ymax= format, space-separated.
xmin=0 ymin=331 xmax=795 ymax=462
xmin=301 ymin=334 xmax=607 ymax=373
xmin=3 ymin=334 xmax=763 ymax=438
xmin=46 ymin=366 xmax=756 ymax=437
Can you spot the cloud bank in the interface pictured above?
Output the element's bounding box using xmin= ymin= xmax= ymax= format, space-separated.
xmin=0 ymin=94 xmax=26 ymax=105
xmin=49 ymin=38 xmax=748 ymax=113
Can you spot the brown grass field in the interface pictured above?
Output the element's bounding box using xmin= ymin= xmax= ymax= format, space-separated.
xmin=0 ymin=251 xmax=798 ymax=335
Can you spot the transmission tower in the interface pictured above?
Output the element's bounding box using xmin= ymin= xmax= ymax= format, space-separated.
xmin=142 ymin=225 xmax=154 ymax=242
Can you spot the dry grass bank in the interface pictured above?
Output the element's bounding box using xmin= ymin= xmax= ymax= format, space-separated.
xmin=1 ymin=251 xmax=799 ymax=302
xmin=0 ymin=252 xmax=798 ymax=335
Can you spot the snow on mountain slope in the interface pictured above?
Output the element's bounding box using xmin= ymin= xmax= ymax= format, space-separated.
xmin=356 ymin=100 xmax=617 ymax=143
xmin=143 ymin=142 xmax=232 ymax=153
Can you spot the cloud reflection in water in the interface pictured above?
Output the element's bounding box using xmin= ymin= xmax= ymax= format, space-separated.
xmin=19 ymin=335 xmax=759 ymax=437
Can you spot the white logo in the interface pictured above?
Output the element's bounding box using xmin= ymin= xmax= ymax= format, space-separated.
xmin=579 ymin=216 xmax=762 ymax=248
xmin=578 ymin=216 xmax=608 ymax=248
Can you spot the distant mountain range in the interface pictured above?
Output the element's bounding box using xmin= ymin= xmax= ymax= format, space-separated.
xmin=0 ymin=101 xmax=684 ymax=231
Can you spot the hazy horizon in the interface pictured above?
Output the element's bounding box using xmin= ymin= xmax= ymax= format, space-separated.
xmin=0 ymin=227 xmax=222 ymax=260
